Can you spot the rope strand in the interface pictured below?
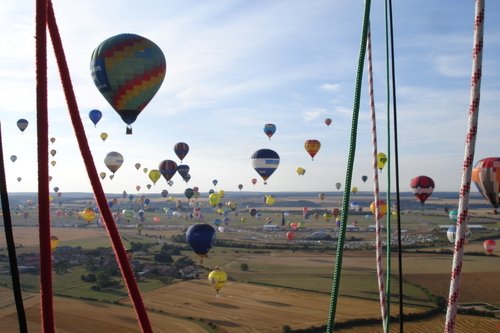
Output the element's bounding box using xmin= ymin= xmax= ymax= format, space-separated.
xmin=325 ymin=1 xmax=372 ymax=331
xmin=444 ymin=1 xmax=485 ymax=332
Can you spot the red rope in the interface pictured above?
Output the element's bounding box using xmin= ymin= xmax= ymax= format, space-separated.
xmin=45 ymin=1 xmax=153 ymax=332
xmin=36 ymin=0 xmax=56 ymax=332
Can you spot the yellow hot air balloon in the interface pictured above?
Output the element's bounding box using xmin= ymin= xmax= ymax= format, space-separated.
xmin=100 ymin=132 xmax=108 ymax=142
xmin=265 ymin=195 xmax=275 ymax=206
xmin=377 ymin=152 xmax=387 ymax=171
xmin=370 ymin=200 xmax=387 ymax=218
xmin=218 ymin=190 xmax=225 ymax=198
xmin=351 ymin=187 xmax=358 ymax=194
xmin=80 ymin=207 xmax=96 ymax=223
xmin=50 ymin=236 xmax=60 ymax=252
xmin=208 ymin=193 xmax=220 ymax=207
xmin=296 ymin=167 xmax=306 ymax=176
xmin=208 ymin=267 xmax=227 ymax=296
xmin=148 ymin=169 xmax=161 ymax=185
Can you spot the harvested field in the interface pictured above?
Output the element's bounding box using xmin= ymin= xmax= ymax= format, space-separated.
xmin=0 ymin=290 xmax=207 ymax=333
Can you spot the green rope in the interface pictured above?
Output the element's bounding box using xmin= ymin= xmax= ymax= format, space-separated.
xmin=384 ymin=0 xmax=392 ymax=331
xmin=325 ymin=1 xmax=372 ymax=331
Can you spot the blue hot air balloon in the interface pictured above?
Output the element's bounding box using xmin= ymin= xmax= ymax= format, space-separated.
xmin=186 ymin=223 xmax=216 ymax=261
xmin=89 ymin=109 xmax=103 ymax=127
xmin=90 ymin=33 xmax=167 ymax=134
xmin=177 ymin=164 xmax=190 ymax=179
xmin=17 ymin=119 xmax=29 ymax=133
xmin=263 ymin=123 xmax=276 ymax=140
xmin=251 ymin=149 xmax=280 ymax=184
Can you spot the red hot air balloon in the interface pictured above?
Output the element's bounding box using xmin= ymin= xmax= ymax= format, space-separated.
xmin=410 ymin=176 xmax=435 ymax=204
xmin=472 ymin=157 xmax=500 ymax=213
xmin=90 ymin=33 xmax=166 ymax=134
xmin=483 ymin=239 xmax=496 ymax=254
xmin=304 ymin=140 xmax=321 ymax=160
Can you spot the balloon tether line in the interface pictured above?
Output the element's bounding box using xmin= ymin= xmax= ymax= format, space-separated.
xmin=366 ymin=26 xmax=388 ymax=331
xmin=0 ymin=122 xmax=28 ymax=333
xmin=444 ymin=1 xmax=485 ymax=332
xmin=44 ymin=1 xmax=153 ymax=332
xmin=325 ymin=1 xmax=371 ymax=331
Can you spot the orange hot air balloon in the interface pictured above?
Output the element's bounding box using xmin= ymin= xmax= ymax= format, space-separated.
xmin=472 ymin=157 xmax=500 ymax=213
xmin=50 ymin=236 xmax=60 ymax=252
xmin=304 ymin=140 xmax=321 ymax=160
xmin=80 ymin=208 xmax=96 ymax=223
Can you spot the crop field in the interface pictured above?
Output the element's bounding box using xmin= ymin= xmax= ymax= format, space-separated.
xmin=0 ymin=192 xmax=499 ymax=332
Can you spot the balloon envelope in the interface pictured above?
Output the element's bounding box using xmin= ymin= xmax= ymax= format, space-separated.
xmin=90 ymin=33 xmax=166 ymax=133
xmin=325 ymin=118 xmax=332 ymax=126
xmin=304 ymin=140 xmax=321 ymax=160
xmin=208 ymin=268 xmax=227 ymax=293
xmin=148 ymin=169 xmax=161 ymax=184
xmin=472 ymin=157 xmax=500 ymax=210
xmin=159 ymin=160 xmax=178 ymax=182
xmin=186 ymin=224 xmax=216 ymax=257
xmin=104 ymin=151 xmax=124 ymax=174
xmin=17 ymin=119 xmax=29 ymax=132
xmin=410 ymin=175 xmax=435 ymax=204
xmin=483 ymin=239 xmax=496 ymax=254
xmin=263 ymin=123 xmax=276 ymax=140
xmin=89 ymin=109 xmax=102 ymax=126
xmin=174 ymin=142 xmax=189 ymax=162
xmin=251 ymin=149 xmax=280 ymax=184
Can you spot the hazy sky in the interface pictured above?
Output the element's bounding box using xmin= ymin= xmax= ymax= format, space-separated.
xmin=0 ymin=1 xmax=498 ymax=195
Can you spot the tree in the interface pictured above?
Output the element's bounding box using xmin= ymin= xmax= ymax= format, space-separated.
xmin=240 ymin=263 xmax=249 ymax=271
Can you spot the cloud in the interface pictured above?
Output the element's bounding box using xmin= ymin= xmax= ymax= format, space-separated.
xmin=320 ymin=83 xmax=341 ymax=92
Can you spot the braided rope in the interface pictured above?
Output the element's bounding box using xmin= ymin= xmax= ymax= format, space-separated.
xmin=444 ymin=1 xmax=485 ymax=332
xmin=325 ymin=1 xmax=372 ymax=331
xmin=367 ymin=26 xmax=388 ymax=331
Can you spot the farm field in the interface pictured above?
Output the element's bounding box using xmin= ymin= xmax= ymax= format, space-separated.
xmin=0 ymin=192 xmax=499 ymax=332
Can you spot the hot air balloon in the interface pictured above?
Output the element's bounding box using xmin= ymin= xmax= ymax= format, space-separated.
xmin=304 ymin=140 xmax=321 ymax=160
xmin=177 ymin=164 xmax=190 ymax=178
xmin=161 ymin=189 xmax=168 ymax=198
xmin=148 ymin=169 xmax=161 ymax=185
xmin=351 ymin=187 xmax=358 ymax=194
xmin=104 ymin=151 xmax=124 ymax=174
xmin=50 ymin=149 xmax=57 ymax=157
xmin=212 ymin=179 xmax=218 ymax=187
xmin=50 ymin=236 xmax=60 ymax=252
xmin=174 ymin=142 xmax=189 ymax=162
xmin=136 ymin=185 xmax=141 ymax=192
xmin=51 ymin=160 xmax=56 ymax=167
xmin=410 ymin=175 xmax=435 ymax=205
xmin=362 ymin=175 xmax=368 ymax=183
xmin=448 ymin=209 xmax=458 ymax=223
xmin=90 ymin=33 xmax=166 ymax=134
xmin=265 ymin=195 xmax=275 ymax=206
xmin=286 ymin=231 xmax=296 ymax=242
xmin=134 ymin=163 xmax=141 ymax=170
xmin=100 ymin=132 xmax=108 ymax=142
xmin=99 ymin=172 xmax=106 ymax=180
xmin=336 ymin=182 xmax=341 ymax=190
xmin=472 ymin=157 xmax=500 ymax=213
xmin=17 ymin=119 xmax=29 ymax=132
xmin=251 ymin=149 xmax=280 ymax=184
xmin=296 ymin=167 xmax=306 ymax=176
xmin=10 ymin=155 xmax=17 ymax=163
xmin=208 ymin=267 xmax=227 ymax=296
xmin=80 ymin=207 xmax=96 ymax=223
xmin=17 ymin=177 xmax=22 ymax=182
xmin=238 ymin=184 xmax=243 ymax=191
xmin=184 ymin=188 xmax=194 ymax=200
xmin=50 ymin=137 xmax=56 ymax=144
xmin=370 ymin=200 xmax=387 ymax=218
xmin=89 ymin=109 xmax=102 ymax=127
xmin=208 ymin=193 xmax=220 ymax=207
xmin=483 ymin=239 xmax=496 ymax=254
xmin=263 ymin=123 xmax=276 ymax=140
xmin=318 ymin=193 xmax=325 ymax=200
xmin=159 ymin=160 xmax=177 ymax=182
xmin=251 ymin=178 xmax=257 ymax=185
xmin=447 ymin=225 xmax=471 ymax=244
xmin=325 ymin=118 xmax=332 ymax=126
xmin=143 ymin=167 xmax=148 ymax=174
xmin=377 ymin=153 xmax=387 ymax=171
xmin=186 ymin=223 xmax=216 ymax=262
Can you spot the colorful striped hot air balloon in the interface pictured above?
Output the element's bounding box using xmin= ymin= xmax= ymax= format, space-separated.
xmin=472 ymin=157 xmax=500 ymax=213
xmin=90 ymin=33 xmax=166 ymax=134
xmin=263 ymin=123 xmax=276 ymax=140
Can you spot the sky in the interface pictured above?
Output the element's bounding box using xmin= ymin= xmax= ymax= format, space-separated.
xmin=0 ymin=1 xmax=499 ymax=196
